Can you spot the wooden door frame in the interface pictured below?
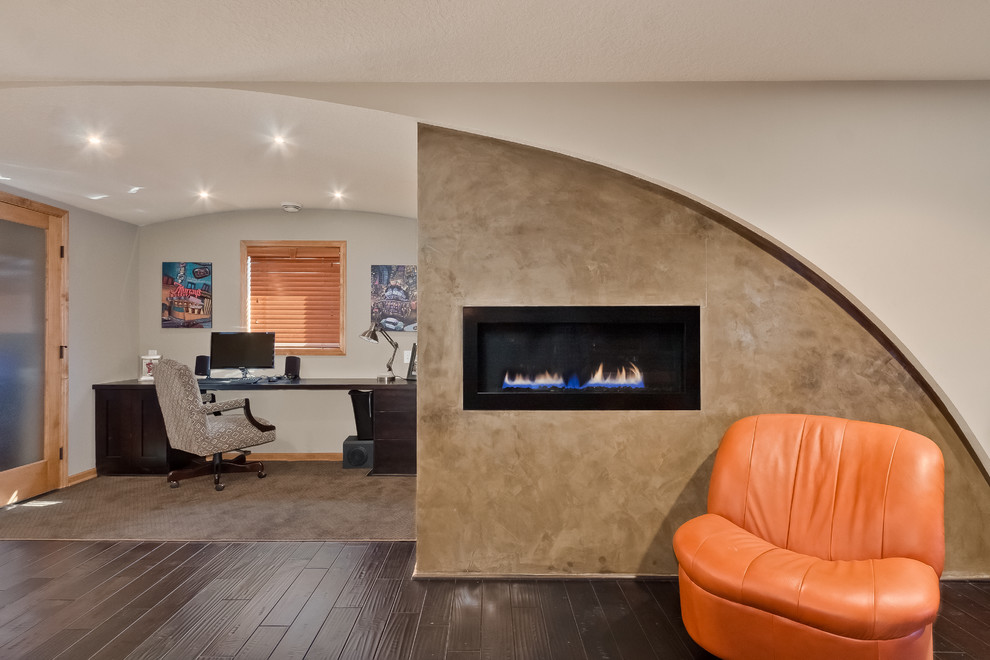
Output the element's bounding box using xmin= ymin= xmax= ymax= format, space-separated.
xmin=0 ymin=191 xmax=68 ymax=503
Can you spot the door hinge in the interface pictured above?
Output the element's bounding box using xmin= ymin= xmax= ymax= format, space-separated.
xmin=60 ymin=345 xmax=67 ymax=359
xmin=60 ymin=245 xmax=65 ymax=258
xmin=59 ymin=447 xmax=64 ymax=460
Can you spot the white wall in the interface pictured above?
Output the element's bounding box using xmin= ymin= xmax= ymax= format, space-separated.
xmin=2 ymin=182 xmax=139 ymax=476
xmin=239 ymin=81 xmax=990 ymax=467
xmin=137 ymin=208 xmax=418 ymax=454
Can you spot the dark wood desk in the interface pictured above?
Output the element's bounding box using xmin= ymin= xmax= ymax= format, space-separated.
xmin=93 ymin=379 xmax=416 ymax=476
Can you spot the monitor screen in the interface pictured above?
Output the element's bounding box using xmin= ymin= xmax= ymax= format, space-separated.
xmin=209 ymin=332 xmax=275 ymax=370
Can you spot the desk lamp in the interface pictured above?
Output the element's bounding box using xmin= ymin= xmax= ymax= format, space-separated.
xmin=360 ymin=322 xmax=399 ymax=383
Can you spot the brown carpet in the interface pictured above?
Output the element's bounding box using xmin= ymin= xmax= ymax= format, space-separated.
xmin=0 ymin=462 xmax=415 ymax=541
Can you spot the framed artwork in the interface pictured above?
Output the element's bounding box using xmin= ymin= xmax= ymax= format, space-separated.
xmin=371 ymin=265 xmax=417 ymax=331
xmin=162 ymin=261 xmax=213 ymax=328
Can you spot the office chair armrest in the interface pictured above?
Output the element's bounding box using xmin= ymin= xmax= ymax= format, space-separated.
xmin=241 ymin=399 xmax=276 ymax=432
xmin=201 ymin=398 xmax=247 ymax=415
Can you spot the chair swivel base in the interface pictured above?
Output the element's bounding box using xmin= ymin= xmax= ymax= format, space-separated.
xmin=167 ymin=451 xmax=267 ymax=491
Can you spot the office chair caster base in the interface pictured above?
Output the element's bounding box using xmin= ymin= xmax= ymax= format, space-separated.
xmin=169 ymin=481 xmax=180 ymax=488
xmin=215 ymin=483 xmax=225 ymax=491
xmin=258 ymin=471 xmax=266 ymax=478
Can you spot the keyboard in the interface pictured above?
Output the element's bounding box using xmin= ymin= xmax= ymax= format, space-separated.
xmin=199 ymin=377 xmax=262 ymax=385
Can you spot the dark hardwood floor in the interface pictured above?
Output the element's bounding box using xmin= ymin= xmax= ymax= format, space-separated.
xmin=0 ymin=539 xmax=986 ymax=659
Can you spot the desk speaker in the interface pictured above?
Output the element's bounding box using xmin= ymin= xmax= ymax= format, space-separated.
xmin=194 ymin=355 xmax=210 ymax=377
xmin=342 ymin=436 xmax=373 ymax=470
xmin=284 ymin=355 xmax=301 ymax=379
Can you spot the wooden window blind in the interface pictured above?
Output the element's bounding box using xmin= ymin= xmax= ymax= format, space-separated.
xmin=241 ymin=241 xmax=346 ymax=355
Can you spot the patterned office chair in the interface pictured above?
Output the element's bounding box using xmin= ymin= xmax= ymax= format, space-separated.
xmin=154 ymin=358 xmax=276 ymax=491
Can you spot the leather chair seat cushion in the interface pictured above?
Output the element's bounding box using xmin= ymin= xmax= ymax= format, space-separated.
xmin=673 ymin=513 xmax=941 ymax=640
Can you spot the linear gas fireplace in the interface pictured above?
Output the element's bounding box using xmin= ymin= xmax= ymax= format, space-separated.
xmin=463 ymin=306 xmax=700 ymax=410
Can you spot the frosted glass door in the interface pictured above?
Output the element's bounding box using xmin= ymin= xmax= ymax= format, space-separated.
xmin=0 ymin=217 xmax=46 ymax=472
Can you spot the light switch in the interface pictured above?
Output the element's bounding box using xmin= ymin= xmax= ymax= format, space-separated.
xmin=403 ymin=350 xmax=412 ymax=364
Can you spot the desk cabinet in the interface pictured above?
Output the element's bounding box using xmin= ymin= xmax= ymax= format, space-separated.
xmin=94 ymin=386 xmax=179 ymax=474
xmin=371 ymin=386 xmax=417 ymax=475
xmin=93 ymin=380 xmax=416 ymax=476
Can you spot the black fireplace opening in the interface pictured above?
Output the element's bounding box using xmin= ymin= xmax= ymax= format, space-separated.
xmin=463 ymin=306 xmax=700 ymax=410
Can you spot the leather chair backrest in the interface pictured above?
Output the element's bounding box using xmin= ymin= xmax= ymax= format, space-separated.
xmin=708 ymin=414 xmax=945 ymax=574
xmin=154 ymin=358 xmax=210 ymax=455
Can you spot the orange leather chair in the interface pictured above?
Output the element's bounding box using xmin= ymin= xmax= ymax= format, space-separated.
xmin=673 ymin=414 xmax=944 ymax=660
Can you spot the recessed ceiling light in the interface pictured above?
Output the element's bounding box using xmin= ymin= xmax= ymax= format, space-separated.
xmin=128 ymin=186 xmax=144 ymax=194
xmin=331 ymin=191 xmax=344 ymax=200
xmin=274 ymin=135 xmax=286 ymax=145
xmin=87 ymin=194 xmax=109 ymax=200
xmin=0 ymin=174 xmax=10 ymax=180
xmin=198 ymin=191 xmax=210 ymax=199
xmin=87 ymin=135 xmax=102 ymax=146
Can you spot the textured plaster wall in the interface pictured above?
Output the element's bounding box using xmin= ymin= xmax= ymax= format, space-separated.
xmin=415 ymin=126 xmax=990 ymax=578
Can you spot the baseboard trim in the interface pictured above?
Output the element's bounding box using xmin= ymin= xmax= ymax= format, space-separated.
xmin=67 ymin=468 xmax=98 ymax=486
xmin=412 ymin=569 xmax=669 ymax=580
xmin=250 ymin=452 xmax=342 ymax=462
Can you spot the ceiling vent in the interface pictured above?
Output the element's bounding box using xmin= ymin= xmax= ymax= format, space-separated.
xmin=281 ymin=202 xmax=302 ymax=213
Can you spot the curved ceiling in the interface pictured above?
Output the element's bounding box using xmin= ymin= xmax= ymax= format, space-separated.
xmin=2 ymin=0 xmax=989 ymax=224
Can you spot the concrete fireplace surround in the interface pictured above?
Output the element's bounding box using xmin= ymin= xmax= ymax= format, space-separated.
xmin=415 ymin=125 xmax=990 ymax=578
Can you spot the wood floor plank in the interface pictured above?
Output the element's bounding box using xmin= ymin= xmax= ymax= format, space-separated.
xmin=212 ymin=542 xmax=300 ymax=601
xmin=0 ymin=577 xmax=50 ymax=609
xmin=64 ymin=542 xmax=210 ymax=633
xmin=0 ymin=598 xmax=71 ymax=648
xmin=942 ymin=581 xmax=990 ymax=622
xmin=593 ymin=580 xmax=658 ymax=660
xmin=7 ymin=627 xmax=86 ymax=660
xmin=202 ymin=556 xmax=311 ymax=658
xmin=420 ymin=581 xmax=455 ymax=626
xmin=235 ymin=625 xmax=288 ymax=660
xmin=410 ymin=625 xmax=449 ymax=660
xmin=262 ymin=568 xmax=327 ymax=627
xmin=273 ymin=562 xmax=362 ymax=658
xmin=373 ymin=611 xmax=420 ymax=660
xmin=291 ymin=541 xmax=326 ymax=562
xmin=565 ymin=580 xmax=622 ymax=660
xmin=646 ymin=579 xmax=714 ymax=658
xmin=337 ymin=578 xmax=402 ymax=659
xmin=393 ymin=571 xmax=428 ymax=614
xmin=379 ymin=541 xmax=416 ymax=580
xmin=619 ymin=580 xmax=693 ymax=659
xmin=509 ymin=581 xmax=539 ymax=608
xmin=447 ymin=580 xmax=483 ymax=653
xmin=31 ymin=541 xmax=118 ymax=579
xmin=158 ymin=599 xmax=248 ymax=660
xmin=335 ymin=542 xmax=390 ymax=608
xmin=0 ymin=540 xmax=83 ymax=589
xmin=937 ymin=597 xmax=990 ymax=651
xmin=82 ymin=544 xmax=249 ymax=659
xmin=268 ymin=542 xmax=372 ymax=655
xmin=480 ymin=581 xmax=513 ymax=660
xmin=0 ymin=541 xmax=981 ymax=660
xmin=126 ymin=600 xmax=233 ymax=660
xmin=304 ymin=607 xmax=360 ymax=659
xmin=305 ymin=541 xmax=344 ymax=569
xmin=1 ymin=542 xmax=172 ymax=657
xmin=0 ymin=541 xmax=140 ymax=629
xmin=534 ymin=581 xmax=587 ymax=660
xmin=511 ymin=605 xmax=552 ymax=660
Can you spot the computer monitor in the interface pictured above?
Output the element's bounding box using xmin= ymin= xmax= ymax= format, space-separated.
xmin=209 ymin=332 xmax=275 ymax=377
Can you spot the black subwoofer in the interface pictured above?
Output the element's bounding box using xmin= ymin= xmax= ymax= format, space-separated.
xmin=342 ymin=436 xmax=373 ymax=470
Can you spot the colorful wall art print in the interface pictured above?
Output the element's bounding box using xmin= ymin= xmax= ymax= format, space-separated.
xmin=162 ymin=261 xmax=213 ymax=328
xmin=371 ymin=265 xmax=417 ymax=331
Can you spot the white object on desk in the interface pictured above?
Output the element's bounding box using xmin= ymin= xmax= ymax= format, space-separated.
xmin=139 ymin=349 xmax=161 ymax=381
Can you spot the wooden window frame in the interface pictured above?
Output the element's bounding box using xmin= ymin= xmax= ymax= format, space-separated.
xmin=241 ymin=240 xmax=346 ymax=356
